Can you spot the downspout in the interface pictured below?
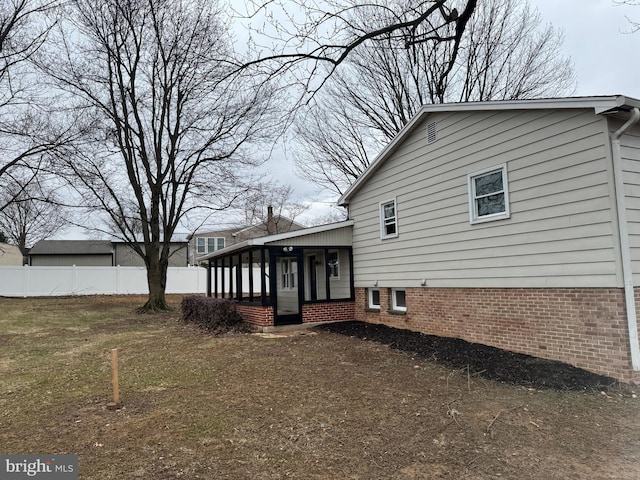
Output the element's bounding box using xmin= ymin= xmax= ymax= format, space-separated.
xmin=611 ymin=107 xmax=640 ymax=371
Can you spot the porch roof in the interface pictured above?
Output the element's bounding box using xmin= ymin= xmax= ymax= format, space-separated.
xmin=196 ymin=220 xmax=354 ymax=262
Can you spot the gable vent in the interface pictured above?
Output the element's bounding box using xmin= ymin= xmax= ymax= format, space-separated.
xmin=427 ymin=121 xmax=437 ymax=144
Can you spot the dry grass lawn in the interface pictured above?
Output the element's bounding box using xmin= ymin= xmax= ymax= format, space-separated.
xmin=1 ymin=295 xmax=639 ymax=479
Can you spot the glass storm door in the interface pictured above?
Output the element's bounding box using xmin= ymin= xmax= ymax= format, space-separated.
xmin=274 ymin=255 xmax=302 ymax=325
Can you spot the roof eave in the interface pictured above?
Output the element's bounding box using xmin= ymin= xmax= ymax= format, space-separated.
xmin=338 ymin=95 xmax=640 ymax=205
xmin=196 ymin=220 xmax=355 ymax=262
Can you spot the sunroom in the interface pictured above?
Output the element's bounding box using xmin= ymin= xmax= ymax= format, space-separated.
xmin=198 ymin=221 xmax=355 ymax=329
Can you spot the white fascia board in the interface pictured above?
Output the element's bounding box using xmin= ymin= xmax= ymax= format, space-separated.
xmin=339 ymin=95 xmax=640 ymax=206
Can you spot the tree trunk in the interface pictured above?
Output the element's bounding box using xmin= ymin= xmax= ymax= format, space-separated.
xmin=140 ymin=254 xmax=170 ymax=312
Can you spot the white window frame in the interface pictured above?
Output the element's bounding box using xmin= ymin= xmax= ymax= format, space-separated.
xmin=391 ymin=288 xmax=407 ymax=312
xmin=196 ymin=236 xmax=225 ymax=254
xmin=368 ymin=288 xmax=381 ymax=310
xmin=379 ymin=198 xmax=398 ymax=239
xmin=281 ymin=258 xmax=296 ymax=290
xmin=328 ymin=249 xmax=340 ymax=280
xmin=467 ymin=164 xmax=510 ymax=224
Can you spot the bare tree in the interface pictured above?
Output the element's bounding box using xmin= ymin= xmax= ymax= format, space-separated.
xmin=43 ymin=0 xmax=280 ymax=311
xmin=237 ymin=0 xmax=477 ymax=106
xmin=0 ymin=174 xmax=68 ymax=256
xmin=293 ymin=0 xmax=575 ymax=195
xmin=233 ymin=182 xmax=309 ymax=233
xmin=455 ymin=0 xmax=574 ymax=101
xmin=0 ymin=0 xmax=76 ymax=210
xmin=614 ymin=0 xmax=640 ymax=32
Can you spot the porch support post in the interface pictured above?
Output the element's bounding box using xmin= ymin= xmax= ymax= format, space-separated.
xmin=324 ymin=248 xmax=331 ymax=300
xmin=236 ymin=253 xmax=242 ymax=300
xmin=206 ymin=259 xmax=212 ymax=297
xmin=220 ymin=257 xmax=225 ymax=298
xmin=228 ymin=255 xmax=233 ymax=299
xmin=213 ymin=259 xmax=218 ymax=298
xmin=248 ymin=250 xmax=254 ymax=302
xmin=260 ymin=247 xmax=267 ymax=306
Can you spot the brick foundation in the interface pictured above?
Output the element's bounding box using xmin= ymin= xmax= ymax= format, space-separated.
xmin=355 ymin=287 xmax=640 ymax=383
xmin=302 ymin=301 xmax=355 ymax=324
xmin=236 ymin=304 xmax=274 ymax=327
xmin=235 ymin=301 xmax=355 ymax=328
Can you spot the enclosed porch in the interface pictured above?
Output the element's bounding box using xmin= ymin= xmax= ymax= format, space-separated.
xmin=200 ymin=221 xmax=355 ymax=328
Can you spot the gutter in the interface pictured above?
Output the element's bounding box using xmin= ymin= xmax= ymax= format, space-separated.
xmin=610 ymin=107 xmax=640 ymax=371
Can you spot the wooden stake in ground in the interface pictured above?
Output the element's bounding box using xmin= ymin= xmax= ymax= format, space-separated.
xmin=107 ymin=348 xmax=122 ymax=410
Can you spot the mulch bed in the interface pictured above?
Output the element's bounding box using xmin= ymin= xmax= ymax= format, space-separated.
xmin=318 ymin=321 xmax=619 ymax=391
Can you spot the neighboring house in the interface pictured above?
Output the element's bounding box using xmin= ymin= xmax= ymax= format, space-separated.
xmin=0 ymin=243 xmax=24 ymax=265
xmin=189 ymin=228 xmax=237 ymax=265
xmin=29 ymin=240 xmax=114 ymax=266
xmin=28 ymin=239 xmax=188 ymax=267
xmin=112 ymin=239 xmax=188 ymax=267
xmin=189 ymin=206 xmax=305 ymax=265
xmin=204 ymin=95 xmax=640 ymax=383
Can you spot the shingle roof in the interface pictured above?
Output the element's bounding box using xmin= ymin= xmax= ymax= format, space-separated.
xmin=29 ymin=240 xmax=114 ymax=255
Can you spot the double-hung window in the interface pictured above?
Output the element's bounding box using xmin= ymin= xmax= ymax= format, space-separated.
xmin=380 ymin=199 xmax=398 ymax=239
xmin=467 ymin=164 xmax=510 ymax=224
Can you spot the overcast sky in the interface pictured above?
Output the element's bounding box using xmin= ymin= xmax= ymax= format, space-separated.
xmin=532 ymin=0 xmax=640 ymax=98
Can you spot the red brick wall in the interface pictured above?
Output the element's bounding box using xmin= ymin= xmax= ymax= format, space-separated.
xmin=236 ymin=304 xmax=274 ymax=327
xmin=235 ymin=301 xmax=355 ymax=327
xmin=302 ymin=301 xmax=355 ymax=324
xmin=355 ymin=287 xmax=640 ymax=383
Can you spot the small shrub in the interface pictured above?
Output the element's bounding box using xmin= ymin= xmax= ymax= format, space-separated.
xmin=181 ymin=296 xmax=253 ymax=335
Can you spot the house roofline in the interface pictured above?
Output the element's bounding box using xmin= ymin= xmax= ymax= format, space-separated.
xmin=196 ymin=220 xmax=354 ymax=262
xmin=338 ymin=95 xmax=640 ymax=206
xmin=231 ymin=216 xmax=304 ymax=237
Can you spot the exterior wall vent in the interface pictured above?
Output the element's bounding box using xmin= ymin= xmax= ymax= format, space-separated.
xmin=427 ymin=121 xmax=437 ymax=144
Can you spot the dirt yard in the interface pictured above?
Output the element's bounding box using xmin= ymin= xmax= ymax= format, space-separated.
xmin=1 ymin=295 xmax=639 ymax=479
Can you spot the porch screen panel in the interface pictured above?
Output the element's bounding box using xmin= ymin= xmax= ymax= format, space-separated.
xmin=328 ymin=248 xmax=351 ymax=299
xmin=253 ymin=249 xmax=271 ymax=303
xmin=304 ymin=250 xmax=327 ymax=301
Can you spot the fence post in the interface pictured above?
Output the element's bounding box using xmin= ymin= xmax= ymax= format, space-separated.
xmin=24 ymin=265 xmax=29 ymax=298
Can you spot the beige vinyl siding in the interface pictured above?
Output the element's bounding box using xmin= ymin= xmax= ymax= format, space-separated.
xmin=0 ymin=244 xmax=23 ymax=265
xmin=114 ymin=243 xmax=188 ymax=267
xmin=268 ymin=226 xmax=352 ymax=247
xmin=349 ymin=108 xmax=619 ymax=288
xmin=619 ymin=118 xmax=640 ymax=284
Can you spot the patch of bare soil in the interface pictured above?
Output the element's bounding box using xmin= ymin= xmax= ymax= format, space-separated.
xmin=319 ymin=321 xmax=617 ymax=391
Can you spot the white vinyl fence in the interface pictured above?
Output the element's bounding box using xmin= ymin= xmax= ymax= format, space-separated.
xmin=0 ymin=266 xmax=208 ymax=297
xmin=0 ymin=265 xmax=264 ymax=297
